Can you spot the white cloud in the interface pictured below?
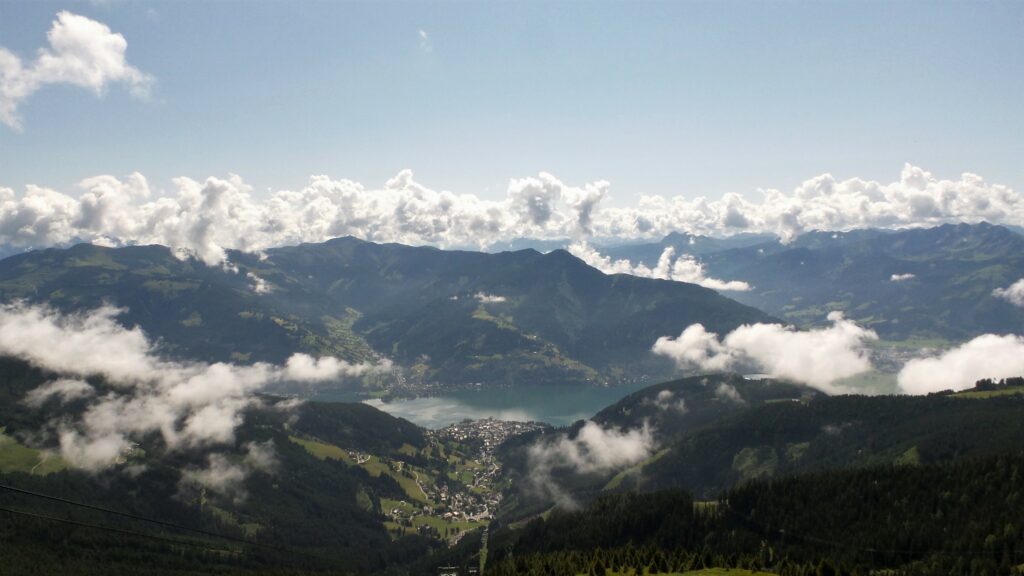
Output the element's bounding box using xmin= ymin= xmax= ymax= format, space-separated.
xmin=0 ymin=165 xmax=1020 ymax=267
xmin=715 ymin=382 xmax=745 ymax=404
xmin=474 ymin=292 xmax=507 ymax=304
xmin=647 ymin=389 xmax=687 ymax=414
xmin=993 ymin=279 xmax=1024 ymax=307
xmin=651 ymin=324 xmax=734 ymax=373
xmin=246 ymin=272 xmax=272 ymax=294
xmin=568 ymin=243 xmax=751 ymax=291
xmin=896 ymin=334 xmax=1024 ymax=395
xmin=22 ymin=378 xmax=95 ymax=408
xmin=0 ymin=303 xmax=389 ymax=471
xmin=417 ymin=29 xmax=433 ymax=53
xmin=890 ymin=273 xmax=915 ymax=282
xmin=178 ymin=440 xmax=280 ymax=501
xmin=284 ymin=352 xmax=390 ymax=382
xmin=0 ymin=11 xmax=153 ymax=130
xmin=652 ymin=312 xmax=878 ymax=393
xmin=527 ymin=420 xmax=655 ymax=507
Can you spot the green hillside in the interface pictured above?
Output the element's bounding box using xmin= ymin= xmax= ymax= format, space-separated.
xmin=0 ymin=238 xmax=774 ymax=388
xmin=483 ymin=455 xmax=1024 ymax=576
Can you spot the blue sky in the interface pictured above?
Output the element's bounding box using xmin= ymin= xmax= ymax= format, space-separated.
xmin=1 ymin=0 xmax=1023 ymax=203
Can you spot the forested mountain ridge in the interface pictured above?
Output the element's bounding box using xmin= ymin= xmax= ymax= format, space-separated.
xmin=482 ymin=455 xmax=1024 ymax=576
xmin=0 ymin=238 xmax=774 ymax=388
xmin=602 ymin=222 xmax=1024 ymax=340
xmin=0 ymin=356 xmax=486 ymax=575
xmin=495 ymin=374 xmax=1024 ymax=521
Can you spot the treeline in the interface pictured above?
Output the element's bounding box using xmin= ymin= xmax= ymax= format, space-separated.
xmin=972 ymin=376 xmax=1024 ymax=391
xmin=484 ymin=454 xmax=1024 ymax=575
xmin=640 ymin=392 xmax=1024 ymax=498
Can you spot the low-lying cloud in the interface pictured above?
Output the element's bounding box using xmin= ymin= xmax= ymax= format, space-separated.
xmin=179 ymin=440 xmax=279 ymax=501
xmin=715 ymin=382 xmax=745 ymax=404
xmin=474 ymin=292 xmax=507 ymax=304
xmin=897 ymin=334 xmax=1024 ymax=395
xmin=646 ymin=389 xmax=688 ymax=414
xmin=890 ymin=273 xmax=915 ymax=282
xmin=527 ymin=420 xmax=654 ymax=507
xmin=993 ymin=279 xmax=1024 ymax=307
xmin=0 ymin=165 xmax=1021 ymax=267
xmin=0 ymin=303 xmax=389 ymax=471
xmin=652 ymin=312 xmax=878 ymax=393
xmin=0 ymin=11 xmax=152 ymax=130
xmin=569 ymin=242 xmax=751 ymax=291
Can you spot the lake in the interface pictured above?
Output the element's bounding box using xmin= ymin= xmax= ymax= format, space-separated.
xmin=312 ymin=384 xmax=648 ymax=429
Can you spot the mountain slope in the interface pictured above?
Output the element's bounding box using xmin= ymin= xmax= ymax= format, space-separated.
xmin=495 ymin=374 xmax=1024 ymax=518
xmin=603 ymin=223 xmax=1024 ymax=340
xmin=0 ymin=238 xmax=775 ymax=387
xmin=484 ymin=455 xmax=1024 ymax=576
xmin=0 ymin=356 xmax=438 ymax=574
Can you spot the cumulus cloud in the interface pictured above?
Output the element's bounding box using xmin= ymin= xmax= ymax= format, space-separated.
xmin=0 ymin=11 xmax=153 ymax=130
xmin=896 ymin=334 xmax=1024 ymax=395
xmin=890 ymin=273 xmax=915 ymax=282
xmin=474 ymin=292 xmax=507 ymax=304
xmin=527 ymin=420 xmax=655 ymax=507
xmin=993 ymin=279 xmax=1024 ymax=307
xmin=650 ymin=324 xmax=735 ymax=373
xmin=284 ymin=352 xmax=390 ymax=382
xmin=0 ymin=165 xmax=1021 ymax=266
xmin=0 ymin=303 xmax=389 ymax=471
xmin=646 ymin=389 xmax=687 ymax=414
xmin=652 ymin=312 xmax=878 ymax=393
xmin=569 ymin=243 xmax=751 ymax=291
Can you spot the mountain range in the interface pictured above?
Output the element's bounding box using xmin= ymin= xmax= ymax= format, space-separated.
xmin=0 ymin=237 xmax=773 ymax=389
xmin=604 ymin=222 xmax=1024 ymax=341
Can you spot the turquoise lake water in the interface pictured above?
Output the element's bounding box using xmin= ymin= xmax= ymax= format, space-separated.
xmin=312 ymin=384 xmax=648 ymax=429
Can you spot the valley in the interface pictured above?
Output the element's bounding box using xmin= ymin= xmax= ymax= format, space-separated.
xmin=0 ymin=225 xmax=1022 ymax=576
xmin=3 ymin=4 xmax=1023 ymax=574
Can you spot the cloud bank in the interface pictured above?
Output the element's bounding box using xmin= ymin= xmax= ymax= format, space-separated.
xmin=0 ymin=11 xmax=152 ymax=130
xmin=0 ymin=165 xmax=1021 ymax=267
xmin=568 ymin=243 xmax=751 ymax=291
xmin=652 ymin=312 xmax=878 ymax=393
xmin=0 ymin=303 xmax=389 ymax=471
xmin=896 ymin=334 xmax=1024 ymax=395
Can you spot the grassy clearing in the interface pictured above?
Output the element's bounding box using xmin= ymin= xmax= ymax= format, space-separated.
xmin=288 ymin=436 xmax=352 ymax=462
xmin=384 ymin=515 xmax=484 ymax=539
xmin=693 ymin=501 xmax=720 ymax=514
xmin=955 ymin=386 xmax=1024 ymax=399
xmin=0 ymin=428 xmax=66 ymax=475
xmin=289 ymin=436 xmax=428 ymax=503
